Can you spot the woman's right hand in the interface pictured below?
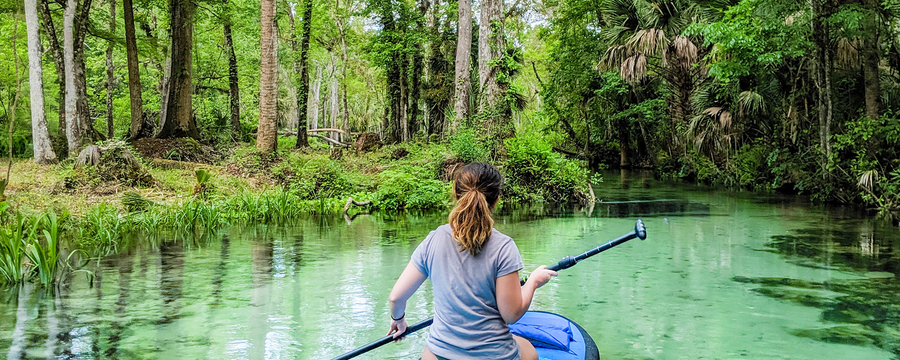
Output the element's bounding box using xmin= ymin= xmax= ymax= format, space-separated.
xmin=528 ymin=265 xmax=558 ymax=289
xmin=387 ymin=318 xmax=408 ymax=341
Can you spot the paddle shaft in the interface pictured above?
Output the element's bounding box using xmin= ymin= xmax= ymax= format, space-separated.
xmin=332 ymin=318 xmax=433 ymax=360
xmin=331 ymin=219 xmax=646 ymax=360
xmin=547 ymin=218 xmax=647 ymax=272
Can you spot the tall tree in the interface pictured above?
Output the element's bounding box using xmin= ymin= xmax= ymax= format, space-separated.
xmin=292 ymin=0 xmax=312 ymax=148
xmin=25 ymin=0 xmax=57 ymax=164
xmin=105 ymin=0 xmax=116 ymax=139
xmin=157 ymin=0 xmax=200 ymax=139
xmin=124 ymin=0 xmax=152 ymax=139
xmin=476 ymin=0 xmax=513 ymax=141
xmin=334 ymin=0 xmax=351 ymax=143
xmin=62 ymin=0 xmax=96 ymax=154
xmin=63 ymin=0 xmax=81 ymax=153
xmin=38 ymin=0 xmax=67 ymax=155
xmin=452 ymin=0 xmax=473 ymax=133
xmin=478 ymin=0 xmax=504 ymax=111
xmin=811 ymin=0 xmax=834 ymax=166
xmin=224 ymin=0 xmax=241 ymax=142
xmin=257 ymin=0 xmax=278 ymax=152
xmin=860 ymin=0 xmax=881 ymax=120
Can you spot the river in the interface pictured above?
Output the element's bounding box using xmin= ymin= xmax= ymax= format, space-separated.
xmin=1 ymin=171 xmax=898 ymax=359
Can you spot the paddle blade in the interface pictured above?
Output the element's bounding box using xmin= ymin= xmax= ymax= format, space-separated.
xmin=635 ymin=219 xmax=647 ymax=240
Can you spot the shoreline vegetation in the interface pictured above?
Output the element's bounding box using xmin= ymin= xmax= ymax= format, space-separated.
xmin=0 ymin=134 xmax=595 ymax=286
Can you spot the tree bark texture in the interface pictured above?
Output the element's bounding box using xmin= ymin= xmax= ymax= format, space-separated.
xmin=38 ymin=0 xmax=68 ymax=153
xmin=861 ymin=0 xmax=881 ymax=120
xmin=334 ymin=1 xmax=351 ymax=143
xmin=63 ymin=0 xmax=80 ymax=154
xmin=157 ymin=0 xmax=200 ymax=139
xmin=224 ymin=20 xmax=241 ymax=141
xmin=25 ymin=0 xmax=57 ymax=164
xmin=124 ymin=0 xmax=152 ymax=140
xmin=478 ymin=0 xmax=504 ymax=111
xmin=292 ymin=0 xmax=312 ymax=148
xmin=256 ymin=0 xmax=278 ymax=152
xmin=452 ymin=0 xmax=473 ymax=133
xmin=312 ymin=67 xmax=321 ymax=130
xmin=811 ymin=0 xmax=833 ymax=167
xmin=106 ymin=0 xmax=116 ymax=139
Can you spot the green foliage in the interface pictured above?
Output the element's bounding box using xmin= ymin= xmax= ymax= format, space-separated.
xmin=194 ymin=169 xmax=213 ymax=198
xmin=689 ymin=0 xmax=810 ymax=84
xmin=122 ymin=191 xmax=153 ymax=212
xmin=449 ymin=128 xmax=492 ymax=163
xmin=278 ymin=157 xmax=356 ymax=200
xmin=0 ymin=208 xmax=27 ymax=285
xmin=503 ymin=131 xmax=590 ymax=202
xmin=373 ymin=166 xmax=451 ymax=211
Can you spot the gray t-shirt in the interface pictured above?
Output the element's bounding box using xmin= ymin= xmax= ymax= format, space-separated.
xmin=412 ymin=224 xmax=524 ymax=359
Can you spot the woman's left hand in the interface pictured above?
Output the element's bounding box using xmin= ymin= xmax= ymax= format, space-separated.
xmin=387 ymin=318 xmax=409 ymax=342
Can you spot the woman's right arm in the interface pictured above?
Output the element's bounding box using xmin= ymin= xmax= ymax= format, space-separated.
xmin=387 ymin=262 xmax=427 ymax=339
xmin=496 ymin=265 xmax=557 ymax=324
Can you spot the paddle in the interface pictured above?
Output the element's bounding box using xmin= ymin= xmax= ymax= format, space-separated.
xmin=331 ymin=219 xmax=647 ymax=360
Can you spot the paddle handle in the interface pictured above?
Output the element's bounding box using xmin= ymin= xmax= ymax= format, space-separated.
xmin=332 ymin=318 xmax=434 ymax=360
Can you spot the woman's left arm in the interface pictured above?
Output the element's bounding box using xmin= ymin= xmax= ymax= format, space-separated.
xmin=387 ymin=262 xmax=427 ymax=339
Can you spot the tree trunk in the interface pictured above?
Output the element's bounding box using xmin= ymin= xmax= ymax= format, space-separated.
xmin=256 ymin=0 xmax=278 ymax=152
xmin=334 ymin=1 xmax=351 ymax=143
xmin=452 ymin=0 xmax=472 ymax=133
xmin=400 ymin=55 xmax=409 ymax=142
xmin=224 ymin=15 xmax=241 ymax=142
xmin=811 ymin=0 xmax=833 ymax=168
xmin=106 ymin=0 xmax=116 ymax=139
xmin=312 ymin=67 xmax=321 ymax=130
xmin=74 ymin=0 xmax=96 ymax=143
xmin=861 ymin=0 xmax=881 ymax=120
xmin=63 ymin=0 xmax=81 ymax=154
xmin=157 ymin=0 xmax=199 ymax=139
xmin=478 ymin=0 xmax=504 ymax=111
xmin=330 ymin=75 xmax=339 ymax=142
xmin=38 ymin=0 xmax=67 ymax=156
xmin=25 ymin=0 xmax=57 ymax=164
xmin=124 ymin=0 xmax=152 ymax=140
xmin=477 ymin=0 xmax=510 ymax=141
xmin=292 ymin=0 xmax=311 ymax=148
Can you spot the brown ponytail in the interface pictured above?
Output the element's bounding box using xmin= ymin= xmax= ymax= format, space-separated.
xmin=448 ymin=163 xmax=503 ymax=256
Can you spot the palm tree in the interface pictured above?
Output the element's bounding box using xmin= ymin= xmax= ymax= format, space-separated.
xmin=257 ymin=0 xmax=278 ymax=152
xmin=599 ymin=0 xmax=711 ymax=155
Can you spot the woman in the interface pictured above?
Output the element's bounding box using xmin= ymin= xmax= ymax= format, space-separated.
xmin=387 ymin=163 xmax=557 ymax=360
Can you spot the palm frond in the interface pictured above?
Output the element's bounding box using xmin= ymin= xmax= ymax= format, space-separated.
xmin=738 ymin=90 xmax=766 ymax=118
xmin=620 ymin=54 xmax=648 ymax=83
xmin=673 ymin=36 xmax=698 ymax=66
xmin=859 ymin=169 xmax=878 ymax=190
xmin=836 ymin=37 xmax=860 ymax=69
xmin=628 ymin=28 xmax=668 ymax=56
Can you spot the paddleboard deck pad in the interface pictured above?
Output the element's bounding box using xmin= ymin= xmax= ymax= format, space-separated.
xmin=509 ymin=311 xmax=599 ymax=360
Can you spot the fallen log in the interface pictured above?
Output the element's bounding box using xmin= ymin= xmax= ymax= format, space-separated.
xmin=310 ymin=134 xmax=351 ymax=148
xmin=344 ymin=196 xmax=372 ymax=214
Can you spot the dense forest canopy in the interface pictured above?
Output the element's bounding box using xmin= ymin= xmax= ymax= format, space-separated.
xmin=0 ymin=0 xmax=898 ymax=210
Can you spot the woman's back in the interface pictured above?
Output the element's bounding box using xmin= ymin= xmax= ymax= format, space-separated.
xmin=412 ymin=224 xmax=523 ymax=359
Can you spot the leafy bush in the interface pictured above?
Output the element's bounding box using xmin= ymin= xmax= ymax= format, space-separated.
xmin=449 ymin=128 xmax=491 ymax=163
xmin=373 ymin=166 xmax=451 ymax=211
xmin=280 ymin=157 xmax=356 ymax=200
xmin=503 ymin=131 xmax=590 ymax=202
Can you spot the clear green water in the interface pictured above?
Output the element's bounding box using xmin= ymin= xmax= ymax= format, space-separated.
xmin=2 ymin=171 xmax=899 ymax=359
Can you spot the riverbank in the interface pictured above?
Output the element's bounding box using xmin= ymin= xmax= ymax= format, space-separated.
xmin=0 ymin=136 xmax=593 ymax=286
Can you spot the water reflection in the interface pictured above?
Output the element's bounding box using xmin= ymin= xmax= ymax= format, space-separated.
xmin=0 ymin=173 xmax=898 ymax=359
